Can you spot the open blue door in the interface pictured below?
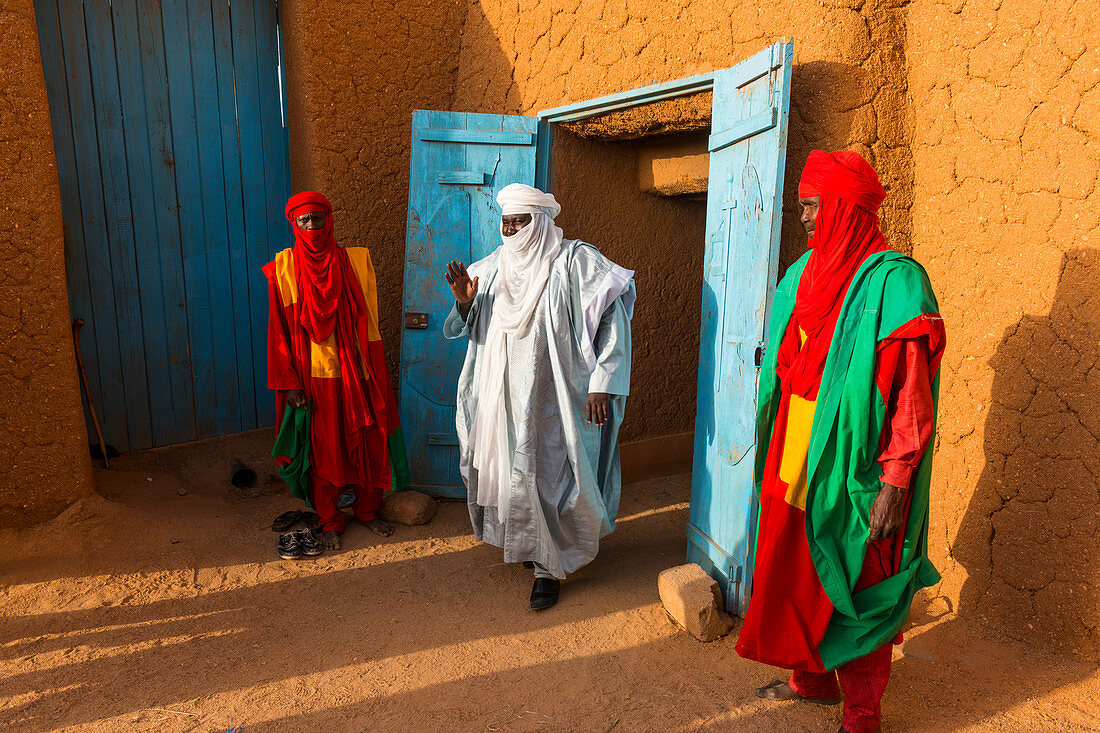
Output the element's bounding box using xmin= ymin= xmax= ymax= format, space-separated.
xmin=689 ymin=40 xmax=794 ymax=616
xmin=400 ymin=112 xmax=538 ymax=498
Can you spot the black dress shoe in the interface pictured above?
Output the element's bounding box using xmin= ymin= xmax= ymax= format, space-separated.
xmin=530 ymin=577 xmax=560 ymax=610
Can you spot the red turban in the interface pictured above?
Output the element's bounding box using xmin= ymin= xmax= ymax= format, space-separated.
xmin=797 ymin=149 xmax=886 ymax=213
xmin=779 ymin=151 xmax=890 ymax=399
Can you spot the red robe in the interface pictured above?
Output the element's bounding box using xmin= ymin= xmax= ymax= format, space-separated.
xmin=264 ymin=220 xmax=404 ymax=531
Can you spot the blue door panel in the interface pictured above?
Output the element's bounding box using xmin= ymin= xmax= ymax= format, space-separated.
xmin=401 ymin=111 xmax=538 ymax=497
xmin=689 ymin=40 xmax=794 ymax=616
xmin=34 ymin=0 xmax=291 ymax=451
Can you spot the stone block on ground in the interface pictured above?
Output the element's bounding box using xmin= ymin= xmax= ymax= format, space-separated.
xmin=658 ymin=563 xmax=735 ymax=642
xmin=381 ymin=490 xmax=437 ymax=525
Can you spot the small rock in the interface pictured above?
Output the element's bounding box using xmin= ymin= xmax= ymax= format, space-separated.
xmin=380 ymin=490 xmax=437 ymax=525
xmin=658 ymin=563 xmax=735 ymax=642
xmin=177 ymin=489 xmax=188 ymax=496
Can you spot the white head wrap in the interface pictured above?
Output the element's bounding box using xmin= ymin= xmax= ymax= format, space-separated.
xmin=469 ymin=184 xmax=565 ymax=514
xmin=492 ymin=184 xmax=564 ymax=337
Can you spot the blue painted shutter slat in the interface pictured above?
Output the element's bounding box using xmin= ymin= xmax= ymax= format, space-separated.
xmin=230 ymin=0 xmax=272 ymax=431
xmin=189 ymin=0 xmax=242 ymax=438
xmin=112 ymin=0 xmax=188 ymax=447
xmin=84 ymin=1 xmax=155 ymax=450
xmin=35 ymin=0 xmax=291 ymax=451
xmin=212 ymin=0 xmax=258 ymax=433
xmin=400 ymin=111 xmax=539 ymax=497
xmin=689 ymin=40 xmax=794 ymax=616
xmin=58 ymin=1 xmax=131 ymax=450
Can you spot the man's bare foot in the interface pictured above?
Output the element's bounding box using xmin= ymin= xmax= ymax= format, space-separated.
xmin=363 ymin=518 xmax=393 ymax=537
xmin=321 ymin=530 xmax=342 ymax=550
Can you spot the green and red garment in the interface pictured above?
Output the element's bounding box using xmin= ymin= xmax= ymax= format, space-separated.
xmin=736 ymin=249 xmax=946 ymax=671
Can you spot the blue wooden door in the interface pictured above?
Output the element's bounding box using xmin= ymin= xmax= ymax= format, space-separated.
xmin=400 ymin=112 xmax=539 ymax=497
xmin=689 ymin=40 xmax=794 ymax=616
xmin=33 ymin=0 xmax=291 ymax=452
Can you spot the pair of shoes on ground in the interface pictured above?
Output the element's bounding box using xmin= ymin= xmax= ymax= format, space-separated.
xmin=278 ymin=528 xmax=324 ymax=559
xmin=271 ymin=510 xmax=321 ymax=533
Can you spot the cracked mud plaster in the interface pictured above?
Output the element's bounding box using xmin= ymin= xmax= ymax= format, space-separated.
xmin=452 ymin=0 xmax=916 ymax=444
xmin=279 ymin=0 xmax=469 ymax=392
xmin=909 ymin=0 xmax=1100 ymax=659
xmin=0 ymin=0 xmax=94 ymax=527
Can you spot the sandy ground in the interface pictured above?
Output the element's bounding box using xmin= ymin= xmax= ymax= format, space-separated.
xmin=2 ymin=431 xmax=1098 ymax=733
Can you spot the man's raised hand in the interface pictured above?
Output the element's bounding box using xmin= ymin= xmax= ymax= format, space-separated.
xmin=445 ymin=260 xmax=479 ymax=304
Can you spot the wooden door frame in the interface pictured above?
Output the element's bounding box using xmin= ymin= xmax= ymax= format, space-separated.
xmin=533 ymin=40 xmax=792 ymax=614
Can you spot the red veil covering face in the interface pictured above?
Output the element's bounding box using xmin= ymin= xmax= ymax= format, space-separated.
xmin=778 ymin=150 xmax=890 ymax=399
xmin=284 ymin=192 xmax=376 ymax=456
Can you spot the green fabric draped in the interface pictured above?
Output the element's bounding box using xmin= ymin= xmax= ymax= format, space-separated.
xmin=755 ymin=249 xmax=942 ymax=670
xmin=272 ymin=404 xmax=312 ymax=508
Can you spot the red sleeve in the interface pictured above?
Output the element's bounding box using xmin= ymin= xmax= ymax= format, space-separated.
xmin=874 ymin=314 xmax=945 ymax=490
xmin=265 ymin=263 xmax=302 ymax=392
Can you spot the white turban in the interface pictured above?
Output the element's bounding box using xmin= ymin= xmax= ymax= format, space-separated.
xmin=496 ymin=183 xmax=562 ymax=219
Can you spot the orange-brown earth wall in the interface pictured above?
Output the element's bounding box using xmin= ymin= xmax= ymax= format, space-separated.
xmin=5 ymin=0 xmax=1096 ymax=658
xmin=0 ymin=0 xmax=94 ymax=526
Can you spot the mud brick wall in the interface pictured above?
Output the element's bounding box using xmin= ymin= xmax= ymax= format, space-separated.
xmin=0 ymin=0 xmax=94 ymax=527
xmin=279 ymin=0 xmax=467 ymax=386
xmin=453 ymin=0 xmax=915 ymax=442
xmin=909 ymin=0 xmax=1099 ymax=659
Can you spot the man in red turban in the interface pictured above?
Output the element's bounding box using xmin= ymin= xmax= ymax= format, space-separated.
xmin=736 ymin=152 xmax=945 ymax=733
xmin=264 ymin=192 xmax=409 ymax=551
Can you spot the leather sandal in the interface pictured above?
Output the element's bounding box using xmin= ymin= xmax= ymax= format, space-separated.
xmin=529 ymin=577 xmax=560 ymax=610
xmin=271 ymin=510 xmax=303 ymax=533
xmin=755 ymin=680 xmax=842 ymax=705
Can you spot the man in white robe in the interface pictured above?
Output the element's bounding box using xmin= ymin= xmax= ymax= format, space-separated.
xmin=443 ymin=183 xmax=635 ymax=610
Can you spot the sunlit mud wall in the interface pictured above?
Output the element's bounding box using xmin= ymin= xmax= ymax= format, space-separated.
xmin=279 ymin=0 xmax=468 ymax=382
xmin=0 ymin=0 xmax=94 ymax=527
xmin=909 ymin=0 xmax=1099 ymax=659
xmin=453 ymin=0 xmax=915 ymax=441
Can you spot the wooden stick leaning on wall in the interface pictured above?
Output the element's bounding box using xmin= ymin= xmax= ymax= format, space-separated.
xmin=72 ymin=318 xmax=109 ymax=468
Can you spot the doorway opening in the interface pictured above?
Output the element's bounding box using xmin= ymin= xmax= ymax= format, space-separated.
xmin=547 ymin=94 xmax=714 ymax=474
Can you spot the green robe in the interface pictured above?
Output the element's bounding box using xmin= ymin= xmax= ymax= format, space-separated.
xmin=755 ymin=249 xmax=943 ymax=669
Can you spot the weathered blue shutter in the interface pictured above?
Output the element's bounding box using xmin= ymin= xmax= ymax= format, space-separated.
xmin=689 ymin=40 xmax=794 ymax=615
xmin=34 ymin=0 xmax=291 ymax=451
xmin=400 ymin=112 xmax=539 ymax=497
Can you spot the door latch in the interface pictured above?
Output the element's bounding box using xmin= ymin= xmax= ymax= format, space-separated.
xmin=404 ymin=312 xmax=428 ymax=329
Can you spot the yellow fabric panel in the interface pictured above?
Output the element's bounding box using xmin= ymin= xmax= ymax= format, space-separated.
xmin=779 ymin=394 xmax=816 ymax=510
xmin=274 ymin=249 xmax=298 ymax=307
xmin=779 ymin=329 xmax=814 ymax=510
xmin=310 ymin=334 xmax=340 ymax=378
xmin=345 ymin=247 xmax=382 ymax=341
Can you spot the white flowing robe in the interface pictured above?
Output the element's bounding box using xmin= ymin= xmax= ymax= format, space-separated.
xmin=444 ymin=240 xmax=635 ymax=579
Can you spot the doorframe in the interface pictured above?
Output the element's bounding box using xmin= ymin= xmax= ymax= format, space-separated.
xmin=531 ymin=40 xmax=792 ymax=615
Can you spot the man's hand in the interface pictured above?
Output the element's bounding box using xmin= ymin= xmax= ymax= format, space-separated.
xmin=285 ymin=388 xmax=307 ymax=409
xmin=867 ymin=482 xmax=907 ymax=543
xmin=587 ymin=393 xmax=610 ymax=426
xmin=445 ymin=260 xmax=479 ymax=304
